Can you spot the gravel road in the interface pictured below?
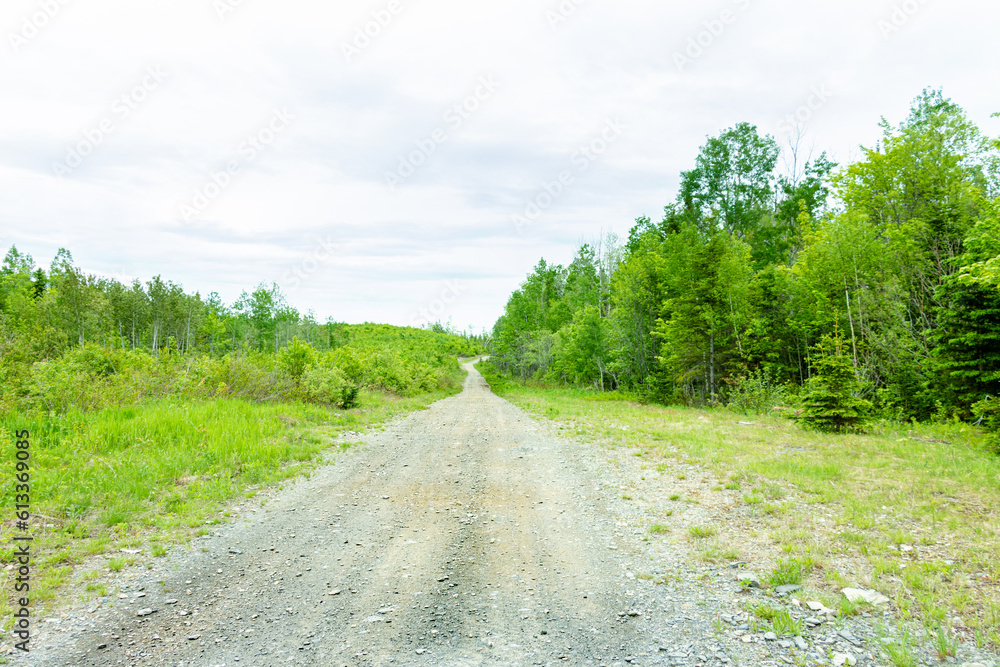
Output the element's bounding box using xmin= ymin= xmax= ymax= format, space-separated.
xmin=28 ymin=362 xmax=997 ymax=667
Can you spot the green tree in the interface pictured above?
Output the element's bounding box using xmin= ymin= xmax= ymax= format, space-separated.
xmin=655 ymin=225 xmax=755 ymax=403
xmin=553 ymin=305 xmax=611 ymax=388
xmin=678 ymin=122 xmax=780 ymax=264
xmin=933 ymin=200 xmax=1000 ymax=414
xmin=797 ymin=334 xmax=872 ymax=432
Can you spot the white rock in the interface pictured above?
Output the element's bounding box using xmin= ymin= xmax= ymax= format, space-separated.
xmin=833 ymin=653 xmax=857 ymax=666
xmin=841 ymin=587 xmax=891 ymax=606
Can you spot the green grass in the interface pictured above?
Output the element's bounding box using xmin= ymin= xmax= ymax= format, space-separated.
xmin=699 ymin=542 xmax=741 ymax=563
xmin=688 ymin=525 xmax=717 ymax=539
xmin=881 ymin=623 xmax=918 ymax=667
xmin=491 ymin=382 xmax=1000 ymax=645
xmin=769 ymin=556 xmax=815 ymax=586
xmin=0 ymin=385 xmax=461 ymax=624
xmin=748 ymin=602 xmax=803 ymax=635
xmin=649 ymin=523 xmax=669 ymax=534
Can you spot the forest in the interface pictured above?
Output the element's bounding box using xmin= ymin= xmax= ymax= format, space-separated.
xmin=486 ymin=89 xmax=1000 ymax=440
xmin=0 ymin=247 xmax=485 ymax=413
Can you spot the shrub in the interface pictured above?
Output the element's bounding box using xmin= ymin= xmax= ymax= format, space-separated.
xmin=277 ymin=336 xmax=318 ymax=382
xmin=797 ymin=336 xmax=871 ymax=433
xmin=727 ymin=367 xmax=787 ymax=415
xmin=301 ymin=365 xmax=359 ymax=409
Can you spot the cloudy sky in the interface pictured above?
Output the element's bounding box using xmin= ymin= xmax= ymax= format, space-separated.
xmin=1 ymin=0 xmax=998 ymax=331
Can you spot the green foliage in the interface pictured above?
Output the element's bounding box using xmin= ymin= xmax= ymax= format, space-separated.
xmin=934 ymin=278 xmax=1000 ymax=414
xmin=677 ymin=122 xmax=781 ymax=259
xmin=726 ymin=367 xmax=787 ymax=415
xmin=768 ymin=556 xmax=815 ymax=586
xmin=301 ymin=365 xmax=359 ymax=409
xmin=797 ymin=335 xmax=871 ymax=433
xmin=277 ymin=336 xmax=319 ymax=382
xmin=972 ymin=396 xmax=1000 ymax=453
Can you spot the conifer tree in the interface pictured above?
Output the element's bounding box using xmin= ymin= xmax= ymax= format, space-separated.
xmin=798 ymin=332 xmax=872 ymax=432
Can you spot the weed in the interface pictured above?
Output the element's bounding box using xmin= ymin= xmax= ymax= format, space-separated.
xmin=689 ymin=525 xmax=718 ymax=539
xmin=699 ymin=543 xmax=741 ymax=563
xmin=649 ymin=524 xmax=669 ymax=535
xmin=932 ymin=624 xmax=958 ymax=661
xmin=763 ymin=502 xmax=786 ymax=516
xmin=772 ymin=609 xmax=804 ymax=636
xmin=881 ymin=624 xmax=917 ymax=667
xmin=85 ymin=583 xmax=108 ymax=597
xmin=768 ymin=556 xmax=815 ymax=586
xmin=669 ymin=494 xmax=681 ymax=501
xmin=751 ymin=602 xmax=782 ymax=621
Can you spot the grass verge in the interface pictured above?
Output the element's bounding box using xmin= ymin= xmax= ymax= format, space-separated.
xmin=494 ymin=383 xmax=1000 ymax=648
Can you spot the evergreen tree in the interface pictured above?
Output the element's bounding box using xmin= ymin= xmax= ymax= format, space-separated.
xmin=797 ymin=334 xmax=872 ymax=432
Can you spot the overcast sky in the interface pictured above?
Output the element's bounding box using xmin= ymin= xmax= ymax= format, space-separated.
xmin=1 ymin=0 xmax=997 ymax=331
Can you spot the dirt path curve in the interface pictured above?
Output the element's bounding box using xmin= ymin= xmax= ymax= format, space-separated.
xmin=33 ymin=362 xmax=754 ymax=667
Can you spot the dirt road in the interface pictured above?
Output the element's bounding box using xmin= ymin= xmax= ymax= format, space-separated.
xmin=33 ymin=362 xmax=771 ymax=666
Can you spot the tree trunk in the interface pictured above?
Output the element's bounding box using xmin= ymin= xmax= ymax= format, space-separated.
xmin=709 ymin=331 xmax=716 ymax=403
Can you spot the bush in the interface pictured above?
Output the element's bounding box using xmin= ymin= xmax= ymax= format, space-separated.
xmin=277 ymin=336 xmax=318 ymax=382
xmin=301 ymin=365 xmax=359 ymax=409
xmin=726 ymin=367 xmax=787 ymax=415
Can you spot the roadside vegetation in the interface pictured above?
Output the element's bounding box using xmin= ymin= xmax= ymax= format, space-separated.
xmin=489 ymin=382 xmax=1000 ymax=650
xmin=0 ymin=255 xmax=484 ymax=622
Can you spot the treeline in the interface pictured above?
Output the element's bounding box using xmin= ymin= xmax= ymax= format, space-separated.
xmin=0 ymin=247 xmax=484 ymax=357
xmin=489 ymin=89 xmax=1000 ymax=432
xmin=0 ymin=249 xmax=485 ymax=413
